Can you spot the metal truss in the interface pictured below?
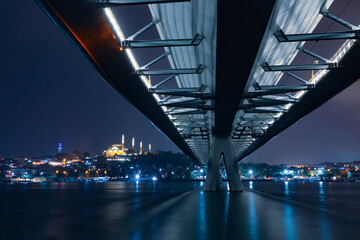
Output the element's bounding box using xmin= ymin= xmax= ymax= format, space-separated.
xmin=284 ymin=72 xmax=309 ymax=84
xmin=173 ymin=118 xmax=207 ymax=123
xmin=241 ymin=117 xmax=276 ymax=122
xmin=122 ymin=34 xmax=204 ymax=48
xmin=275 ymin=9 xmax=359 ymax=42
xmin=136 ymin=64 xmax=205 ymax=75
xmin=253 ymin=82 xmax=315 ymax=91
xmin=150 ymin=84 xmax=207 ymax=94
xmin=140 ymin=52 xmax=169 ymax=69
xmin=261 ymin=61 xmax=337 ymax=72
xmin=152 ymin=75 xmax=177 ymax=88
xmin=245 ymin=108 xmax=287 ymax=114
xmin=166 ymin=109 xmax=207 ymax=115
xmin=275 ymin=29 xmax=360 ymax=42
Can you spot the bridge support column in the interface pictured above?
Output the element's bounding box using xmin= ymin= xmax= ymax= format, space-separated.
xmin=205 ymin=133 xmax=243 ymax=192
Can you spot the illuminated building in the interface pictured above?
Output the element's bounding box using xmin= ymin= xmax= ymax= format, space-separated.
xmin=103 ymin=144 xmax=128 ymax=157
xmin=58 ymin=143 xmax=62 ymax=153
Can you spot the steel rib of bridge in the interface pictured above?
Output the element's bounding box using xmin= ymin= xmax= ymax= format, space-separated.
xmin=239 ymin=40 xmax=360 ymax=160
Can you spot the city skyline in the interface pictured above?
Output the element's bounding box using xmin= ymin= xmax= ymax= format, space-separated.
xmin=1 ymin=1 xmax=360 ymax=164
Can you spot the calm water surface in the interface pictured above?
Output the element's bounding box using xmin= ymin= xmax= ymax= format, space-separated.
xmin=0 ymin=181 xmax=359 ymax=240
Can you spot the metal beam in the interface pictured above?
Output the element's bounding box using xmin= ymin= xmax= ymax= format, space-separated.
xmin=152 ymin=75 xmax=177 ymax=88
xmin=136 ymin=64 xmax=205 ymax=75
xmin=141 ymin=52 xmax=169 ymax=69
xmin=253 ymin=83 xmax=315 ymax=91
xmin=245 ymin=108 xmax=287 ymax=113
xmin=173 ymin=119 xmax=206 ymax=122
xmin=167 ymin=109 xmax=207 ymax=115
xmin=275 ymin=29 xmax=360 ymax=42
xmin=122 ymin=34 xmax=204 ymax=48
xmin=239 ymin=124 xmax=270 ymax=128
xmin=321 ymin=9 xmax=359 ymax=31
xmin=239 ymin=99 xmax=293 ymax=109
xmin=153 ymin=92 xmax=213 ymax=99
xmin=261 ymin=62 xmax=337 ymax=72
xmin=176 ymin=124 xmax=207 ymax=128
xmin=241 ymin=118 xmax=275 ymax=121
xmin=160 ymin=97 xmax=196 ymax=105
xmin=183 ymin=134 xmax=209 ymax=138
xmin=126 ymin=19 xmax=159 ymax=41
xmin=244 ymin=87 xmax=311 ymax=98
xmin=257 ymin=96 xmax=299 ymax=103
xmin=88 ymin=0 xmax=190 ymax=6
xmin=158 ymin=95 xmax=172 ymax=103
xmin=161 ymin=100 xmax=206 ymax=108
xmin=150 ymin=84 xmax=206 ymax=94
xmin=298 ymin=46 xmax=331 ymax=63
xmin=284 ymin=72 xmax=309 ymax=84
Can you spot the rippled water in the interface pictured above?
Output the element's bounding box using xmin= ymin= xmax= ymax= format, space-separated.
xmin=0 ymin=181 xmax=359 ymax=240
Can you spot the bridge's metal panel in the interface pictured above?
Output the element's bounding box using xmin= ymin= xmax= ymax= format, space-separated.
xmin=232 ymin=0 xmax=335 ymax=159
xmin=149 ymin=0 xmax=217 ymax=162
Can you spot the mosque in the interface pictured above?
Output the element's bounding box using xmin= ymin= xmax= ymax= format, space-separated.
xmin=103 ymin=134 xmax=151 ymax=158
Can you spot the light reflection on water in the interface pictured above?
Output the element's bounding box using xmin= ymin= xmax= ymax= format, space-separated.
xmin=0 ymin=182 xmax=359 ymax=240
xmin=248 ymin=192 xmax=259 ymax=240
xmin=284 ymin=204 xmax=296 ymax=240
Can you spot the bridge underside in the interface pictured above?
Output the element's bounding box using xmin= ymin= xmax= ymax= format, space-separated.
xmin=35 ymin=0 xmax=360 ymax=191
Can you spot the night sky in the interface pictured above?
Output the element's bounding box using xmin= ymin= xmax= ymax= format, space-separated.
xmin=1 ymin=1 xmax=360 ymax=164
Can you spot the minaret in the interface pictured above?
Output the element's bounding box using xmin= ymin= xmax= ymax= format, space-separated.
xmin=140 ymin=141 xmax=143 ymax=155
xmin=132 ymin=137 xmax=135 ymax=150
xmin=149 ymin=143 xmax=151 ymax=153
xmin=122 ymin=134 xmax=125 ymax=152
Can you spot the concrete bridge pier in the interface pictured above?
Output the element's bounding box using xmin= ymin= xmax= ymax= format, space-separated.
xmin=204 ymin=133 xmax=243 ymax=192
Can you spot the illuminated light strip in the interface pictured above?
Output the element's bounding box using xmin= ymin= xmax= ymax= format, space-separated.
xmin=103 ymin=8 xmax=171 ymax=118
xmin=252 ymin=35 xmax=359 ymax=126
xmin=235 ymin=11 xmax=358 ymax=150
xmin=104 ymin=7 xmax=210 ymax=141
